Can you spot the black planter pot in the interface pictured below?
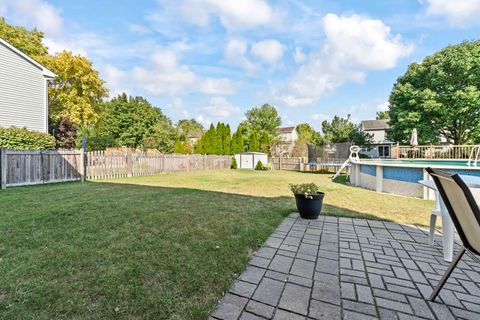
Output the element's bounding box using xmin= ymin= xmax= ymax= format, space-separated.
xmin=294 ymin=192 xmax=325 ymax=219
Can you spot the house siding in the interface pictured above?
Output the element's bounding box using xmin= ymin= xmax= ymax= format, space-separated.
xmin=0 ymin=42 xmax=47 ymax=132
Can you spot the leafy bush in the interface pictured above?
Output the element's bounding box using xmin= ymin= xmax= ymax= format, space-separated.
xmin=0 ymin=127 xmax=56 ymax=150
xmin=231 ymin=157 xmax=238 ymax=169
xmin=289 ymin=182 xmax=321 ymax=198
xmin=255 ymin=160 xmax=270 ymax=171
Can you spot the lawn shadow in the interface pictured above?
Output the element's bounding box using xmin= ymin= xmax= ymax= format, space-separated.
xmin=1 ymin=180 xmax=398 ymax=319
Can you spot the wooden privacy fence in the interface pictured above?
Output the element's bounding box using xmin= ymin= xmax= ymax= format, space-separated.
xmin=86 ymin=152 xmax=232 ymax=179
xmin=0 ymin=149 xmax=232 ymax=189
xmin=269 ymin=157 xmax=304 ymax=170
xmin=0 ymin=149 xmax=84 ymax=189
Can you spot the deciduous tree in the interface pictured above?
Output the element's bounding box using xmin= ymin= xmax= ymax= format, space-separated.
xmin=38 ymin=51 xmax=108 ymax=128
xmin=245 ymin=104 xmax=281 ymax=136
xmin=388 ymin=40 xmax=480 ymax=144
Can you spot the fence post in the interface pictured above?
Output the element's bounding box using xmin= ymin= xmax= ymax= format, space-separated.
xmin=0 ymin=149 xmax=6 ymax=189
xmin=187 ymin=154 xmax=190 ymax=172
xmin=80 ymin=136 xmax=87 ymax=181
xmin=279 ymin=156 xmax=282 ymax=170
xmin=127 ymin=151 xmax=133 ymax=177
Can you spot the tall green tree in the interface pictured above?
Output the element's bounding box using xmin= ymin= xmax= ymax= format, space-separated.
xmin=259 ymin=130 xmax=271 ymax=153
xmin=248 ymin=131 xmax=260 ymax=152
xmin=245 ymin=104 xmax=281 ymax=136
xmin=295 ymin=123 xmax=316 ymax=143
xmin=322 ymin=116 xmax=371 ymax=145
xmin=388 ymin=40 xmax=480 ymax=144
xmin=93 ymin=93 xmax=177 ymax=151
xmin=231 ymin=131 xmax=244 ymax=154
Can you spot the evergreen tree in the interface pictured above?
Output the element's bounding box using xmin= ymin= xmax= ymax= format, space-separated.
xmin=249 ymin=131 xmax=260 ymax=152
xmin=174 ymin=140 xmax=185 ymax=154
xmin=222 ymin=123 xmax=232 ymax=155
xmin=259 ymin=130 xmax=270 ymax=153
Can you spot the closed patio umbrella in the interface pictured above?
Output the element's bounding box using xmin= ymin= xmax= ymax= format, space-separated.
xmin=410 ymin=128 xmax=418 ymax=147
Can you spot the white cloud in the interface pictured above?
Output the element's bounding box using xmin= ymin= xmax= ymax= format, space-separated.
xmin=224 ymin=39 xmax=257 ymax=72
xmin=421 ymin=0 xmax=480 ymax=26
xmin=128 ymin=23 xmax=152 ymax=34
xmin=0 ymin=0 xmax=63 ymax=36
xmin=102 ymin=50 xmax=237 ymax=98
xmin=294 ymin=47 xmax=306 ymax=63
xmin=312 ymin=113 xmax=328 ymax=121
xmin=196 ymin=114 xmax=212 ymax=127
xmin=167 ymin=98 xmax=190 ymax=118
xmin=377 ymin=101 xmax=390 ymax=111
xmin=179 ymin=0 xmax=277 ymax=30
xmin=278 ymin=14 xmax=413 ymax=107
xmin=198 ymin=96 xmax=240 ymax=119
xmin=199 ymin=78 xmax=236 ymax=95
xmin=250 ymin=39 xmax=285 ymax=64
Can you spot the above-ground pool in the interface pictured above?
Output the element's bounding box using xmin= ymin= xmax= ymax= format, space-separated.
xmin=350 ymin=159 xmax=480 ymax=199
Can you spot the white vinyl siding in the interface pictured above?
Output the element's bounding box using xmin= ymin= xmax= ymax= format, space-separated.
xmin=0 ymin=42 xmax=47 ymax=132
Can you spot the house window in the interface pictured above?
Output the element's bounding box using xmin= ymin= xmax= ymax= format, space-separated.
xmin=378 ymin=145 xmax=390 ymax=158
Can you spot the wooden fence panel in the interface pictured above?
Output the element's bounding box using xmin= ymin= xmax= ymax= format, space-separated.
xmin=268 ymin=157 xmax=302 ymax=170
xmin=1 ymin=149 xmax=82 ymax=188
xmin=85 ymin=152 xmax=232 ymax=180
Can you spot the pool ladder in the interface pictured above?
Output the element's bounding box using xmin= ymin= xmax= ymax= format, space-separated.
xmin=467 ymin=146 xmax=480 ymax=167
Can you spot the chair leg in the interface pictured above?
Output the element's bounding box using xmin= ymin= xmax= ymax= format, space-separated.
xmin=430 ymin=247 xmax=466 ymax=301
xmin=429 ymin=213 xmax=437 ymax=245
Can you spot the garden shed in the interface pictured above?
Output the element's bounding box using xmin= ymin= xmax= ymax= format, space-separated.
xmin=234 ymin=152 xmax=268 ymax=169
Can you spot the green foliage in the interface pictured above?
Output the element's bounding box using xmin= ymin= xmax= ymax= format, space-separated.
xmin=376 ymin=111 xmax=389 ymax=120
xmin=388 ymin=40 xmax=480 ymax=144
xmin=231 ymin=157 xmax=238 ymax=169
xmin=194 ymin=122 xmax=231 ymax=155
xmin=0 ymin=17 xmax=48 ymax=57
xmin=322 ymin=116 xmax=371 ymax=145
xmin=177 ymin=119 xmax=204 ymax=139
xmin=245 ymin=104 xmax=281 ymax=136
xmin=90 ymin=93 xmax=177 ymax=152
xmin=0 ymin=127 xmax=56 ymax=150
xmin=230 ymin=131 xmax=244 ymax=154
xmin=259 ymin=130 xmax=270 ymax=153
xmin=289 ymin=182 xmax=320 ymax=198
xmin=174 ymin=139 xmax=191 ymax=154
xmin=248 ymin=131 xmax=260 ymax=152
xmin=255 ymin=160 xmax=269 ymax=171
xmin=296 ymin=123 xmax=315 ymax=143
xmin=51 ymin=118 xmax=77 ymax=149
xmin=38 ymin=51 xmax=108 ymax=128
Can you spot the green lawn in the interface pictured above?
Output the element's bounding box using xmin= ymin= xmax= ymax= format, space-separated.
xmin=0 ymin=170 xmax=433 ymax=319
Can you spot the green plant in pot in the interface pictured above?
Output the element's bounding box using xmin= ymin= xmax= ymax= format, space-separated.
xmin=289 ymin=183 xmax=325 ymax=219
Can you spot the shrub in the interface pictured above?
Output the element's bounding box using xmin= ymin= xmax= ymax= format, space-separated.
xmin=0 ymin=127 xmax=56 ymax=150
xmin=289 ymin=182 xmax=320 ymax=198
xmin=231 ymin=157 xmax=238 ymax=169
xmin=255 ymin=160 xmax=270 ymax=171
xmin=51 ymin=118 xmax=77 ymax=149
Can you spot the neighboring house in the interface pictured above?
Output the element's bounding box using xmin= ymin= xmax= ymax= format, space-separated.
xmin=187 ymin=130 xmax=202 ymax=144
xmin=360 ymin=119 xmax=394 ymax=158
xmin=0 ymin=38 xmax=56 ymax=133
xmin=277 ymin=126 xmax=298 ymax=143
xmin=274 ymin=126 xmax=299 ymax=157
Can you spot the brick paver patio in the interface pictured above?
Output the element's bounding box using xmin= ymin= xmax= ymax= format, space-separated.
xmin=210 ymin=213 xmax=480 ymax=320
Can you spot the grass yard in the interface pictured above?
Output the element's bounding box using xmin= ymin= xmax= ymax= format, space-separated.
xmin=0 ymin=170 xmax=433 ymax=319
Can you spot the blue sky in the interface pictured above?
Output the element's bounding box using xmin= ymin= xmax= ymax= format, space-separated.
xmin=1 ymin=0 xmax=479 ymax=131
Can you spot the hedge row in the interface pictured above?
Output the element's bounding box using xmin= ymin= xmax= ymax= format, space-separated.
xmin=0 ymin=127 xmax=56 ymax=150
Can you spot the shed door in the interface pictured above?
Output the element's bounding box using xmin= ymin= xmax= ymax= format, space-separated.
xmin=241 ymin=155 xmax=253 ymax=169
